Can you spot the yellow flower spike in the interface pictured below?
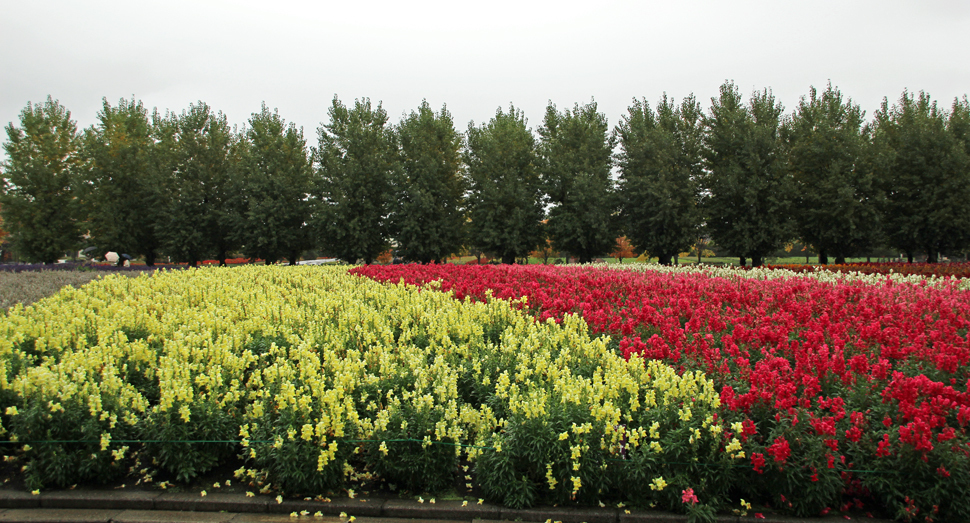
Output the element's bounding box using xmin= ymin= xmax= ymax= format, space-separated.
xmin=246 ymin=492 xmax=255 ymax=497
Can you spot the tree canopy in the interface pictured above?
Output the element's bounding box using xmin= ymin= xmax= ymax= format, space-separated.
xmin=870 ymin=91 xmax=970 ymax=262
xmin=538 ymin=100 xmax=617 ymax=264
xmin=0 ymin=97 xmax=83 ymax=264
xmin=616 ymin=95 xmax=703 ymax=265
xmin=702 ymin=82 xmax=792 ymax=267
xmin=80 ymin=97 xmax=165 ymax=265
xmin=234 ymin=104 xmax=313 ymax=265
xmin=464 ymin=105 xmax=544 ymax=264
xmin=155 ymin=102 xmax=239 ymax=266
xmin=392 ymin=101 xmax=466 ymax=263
xmin=314 ymin=97 xmax=398 ymax=264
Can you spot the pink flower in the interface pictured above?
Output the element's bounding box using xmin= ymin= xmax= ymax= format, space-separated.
xmin=755 ymin=514 xmax=765 ymax=519
xmin=681 ymin=488 xmax=699 ymax=504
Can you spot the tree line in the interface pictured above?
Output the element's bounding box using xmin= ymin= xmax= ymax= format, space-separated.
xmin=2 ymin=81 xmax=970 ymax=267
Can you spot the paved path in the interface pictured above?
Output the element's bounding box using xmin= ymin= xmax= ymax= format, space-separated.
xmin=0 ymin=490 xmax=890 ymax=523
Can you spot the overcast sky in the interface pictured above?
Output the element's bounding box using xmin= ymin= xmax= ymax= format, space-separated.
xmin=2 ymin=0 xmax=969 ymax=154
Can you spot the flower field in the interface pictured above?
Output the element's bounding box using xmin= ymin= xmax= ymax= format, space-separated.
xmin=1 ymin=264 xmax=967 ymax=521
xmin=352 ymin=263 xmax=970 ymax=521
xmin=2 ymin=266 xmax=739 ymax=519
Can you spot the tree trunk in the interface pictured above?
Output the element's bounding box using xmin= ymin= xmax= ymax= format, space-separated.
xmin=145 ymin=251 xmax=156 ymax=267
xmin=739 ymin=256 xmax=746 ymax=267
xmin=866 ymin=256 xmax=871 ymax=263
xmin=751 ymin=255 xmax=763 ymax=267
xmin=834 ymin=255 xmax=846 ymax=264
xmin=674 ymin=254 xmax=679 ymax=265
xmin=926 ymin=250 xmax=938 ymax=263
xmin=218 ymin=249 xmax=228 ymax=267
xmin=657 ymin=253 xmax=672 ymax=265
xmin=818 ymin=251 xmax=828 ymax=265
xmin=116 ymin=257 xmax=125 ymax=267
xmin=502 ymin=253 xmax=515 ymax=264
xmin=906 ymin=251 xmax=914 ymax=263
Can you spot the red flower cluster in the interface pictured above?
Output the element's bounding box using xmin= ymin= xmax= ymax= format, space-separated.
xmin=767 ymin=437 xmax=791 ymax=464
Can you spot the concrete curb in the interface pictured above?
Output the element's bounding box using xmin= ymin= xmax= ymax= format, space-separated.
xmin=0 ymin=490 xmax=895 ymax=523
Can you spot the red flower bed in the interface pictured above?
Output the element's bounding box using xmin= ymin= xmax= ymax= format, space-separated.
xmin=351 ymin=263 xmax=970 ymax=519
xmin=766 ymin=262 xmax=970 ymax=279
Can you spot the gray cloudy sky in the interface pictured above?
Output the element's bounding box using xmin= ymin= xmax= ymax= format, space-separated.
xmin=2 ymin=0 xmax=968 ymax=150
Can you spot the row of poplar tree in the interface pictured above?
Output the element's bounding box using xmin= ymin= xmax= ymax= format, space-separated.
xmin=2 ymin=81 xmax=970 ymax=267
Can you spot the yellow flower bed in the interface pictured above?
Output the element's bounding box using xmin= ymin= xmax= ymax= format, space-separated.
xmin=0 ymin=266 xmax=734 ymax=506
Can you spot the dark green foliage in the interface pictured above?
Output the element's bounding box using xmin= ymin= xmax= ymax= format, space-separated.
xmin=616 ymin=95 xmax=703 ymax=265
xmin=476 ymin=403 xmax=615 ymax=508
xmin=392 ymin=101 xmax=466 ymax=263
xmin=141 ymin=401 xmax=238 ymax=483
xmin=785 ymin=84 xmax=879 ymax=265
xmin=234 ymin=104 xmax=313 ymax=265
xmin=0 ymin=97 xmax=83 ymax=264
xmin=702 ymin=82 xmax=793 ymax=267
xmin=365 ymin=403 xmax=458 ymax=494
xmin=154 ymin=102 xmax=240 ymax=266
xmin=80 ymin=97 xmax=166 ymax=266
xmin=538 ymin=100 xmax=617 ymax=264
xmin=870 ymin=91 xmax=970 ymax=262
xmin=465 ymin=105 xmax=544 ymax=264
xmin=10 ymin=392 xmax=136 ymax=490
xmin=313 ymin=97 xmax=398 ymax=264
xmin=247 ymin=413 xmax=354 ymax=496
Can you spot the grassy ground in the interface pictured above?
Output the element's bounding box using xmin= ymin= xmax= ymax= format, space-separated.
xmin=0 ymin=270 xmax=105 ymax=311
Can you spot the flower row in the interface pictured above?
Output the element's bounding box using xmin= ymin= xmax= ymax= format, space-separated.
xmin=2 ymin=266 xmax=733 ymax=515
xmin=353 ymin=263 xmax=970 ymax=520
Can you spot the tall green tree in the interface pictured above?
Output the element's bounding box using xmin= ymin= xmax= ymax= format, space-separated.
xmin=702 ymin=82 xmax=792 ymax=267
xmin=313 ymin=97 xmax=398 ymax=264
xmin=80 ymin=97 xmax=166 ymax=265
xmin=785 ymin=84 xmax=879 ymax=264
xmin=616 ymin=95 xmax=704 ymax=265
xmin=464 ymin=105 xmax=544 ymax=265
xmin=392 ymin=100 xmax=466 ymax=263
xmin=870 ymin=91 xmax=970 ymax=262
xmin=0 ymin=97 xmax=83 ymax=264
xmin=538 ymin=100 xmax=617 ymax=263
xmin=155 ymin=102 xmax=239 ymax=266
xmin=234 ymin=104 xmax=313 ymax=265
